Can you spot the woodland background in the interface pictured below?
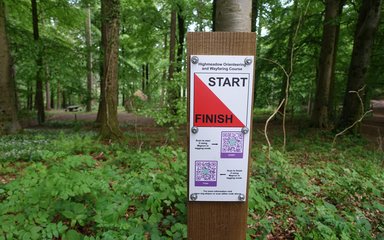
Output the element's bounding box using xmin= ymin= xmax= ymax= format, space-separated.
xmin=0 ymin=0 xmax=384 ymax=239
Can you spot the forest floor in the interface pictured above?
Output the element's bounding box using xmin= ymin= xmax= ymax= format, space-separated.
xmin=2 ymin=106 xmax=384 ymax=239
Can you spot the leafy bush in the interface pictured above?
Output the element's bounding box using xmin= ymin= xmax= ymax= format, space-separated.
xmin=1 ymin=129 xmax=383 ymax=239
xmin=0 ymin=135 xmax=187 ymax=239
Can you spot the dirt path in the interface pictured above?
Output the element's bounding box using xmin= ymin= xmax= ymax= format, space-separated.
xmin=47 ymin=111 xmax=156 ymax=126
xmin=41 ymin=107 xmax=383 ymax=149
xmin=361 ymin=101 xmax=384 ymax=148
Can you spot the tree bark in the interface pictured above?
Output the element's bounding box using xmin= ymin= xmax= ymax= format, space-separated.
xmin=215 ymin=0 xmax=252 ymax=32
xmin=99 ymin=0 xmax=122 ymax=140
xmin=45 ymin=76 xmax=51 ymax=110
xmin=96 ymin=2 xmax=106 ymax=123
xmin=212 ymin=0 xmax=216 ymax=31
xmin=339 ymin=0 xmax=382 ymax=131
xmin=251 ymin=0 xmax=259 ymax=33
xmin=56 ymin=80 xmax=61 ymax=109
xmin=50 ymin=87 xmax=54 ymax=109
xmin=0 ymin=0 xmax=21 ymax=134
xmin=161 ymin=33 xmax=168 ymax=106
xmin=278 ymin=0 xmax=298 ymax=112
xmin=31 ymin=0 xmax=45 ymax=124
xmin=85 ymin=6 xmax=93 ymax=112
xmin=311 ymin=0 xmax=343 ymax=128
xmin=167 ymin=9 xmax=178 ymax=115
xmin=142 ymin=64 xmax=145 ymax=92
xmin=176 ymin=3 xmax=185 ymax=73
xmin=253 ymin=0 xmax=262 ymax=105
xmin=27 ymin=81 xmax=33 ymax=110
xmin=328 ymin=1 xmax=345 ymax=120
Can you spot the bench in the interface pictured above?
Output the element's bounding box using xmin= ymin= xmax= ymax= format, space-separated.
xmin=65 ymin=106 xmax=82 ymax=112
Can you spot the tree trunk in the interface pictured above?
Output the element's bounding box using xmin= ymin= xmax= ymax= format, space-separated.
xmin=27 ymin=81 xmax=33 ymax=110
xmin=62 ymin=91 xmax=66 ymax=109
xmin=339 ymin=0 xmax=382 ymax=131
xmin=212 ymin=0 xmax=216 ymax=31
xmin=328 ymin=1 xmax=345 ymax=121
xmin=99 ymin=0 xmax=122 ymax=140
xmin=0 ymin=0 xmax=21 ymax=134
xmin=167 ymin=9 xmax=178 ymax=115
xmin=45 ymin=77 xmax=51 ymax=110
xmin=161 ymin=33 xmax=167 ymax=106
xmin=251 ymin=0 xmax=259 ymax=33
xmin=145 ymin=63 xmax=149 ymax=93
xmin=142 ymin=64 xmax=145 ymax=92
xmin=176 ymin=3 xmax=185 ymax=73
xmin=311 ymin=0 xmax=343 ymax=128
xmin=85 ymin=6 xmax=93 ymax=112
xmin=31 ymin=0 xmax=45 ymax=124
xmin=253 ymin=0 xmax=262 ymax=105
xmin=56 ymin=80 xmax=60 ymax=109
xmin=278 ymin=0 xmax=298 ymax=113
xmin=96 ymin=3 xmax=106 ymax=123
xmin=50 ymin=88 xmax=54 ymax=109
xmin=215 ymin=0 xmax=252 ymax=32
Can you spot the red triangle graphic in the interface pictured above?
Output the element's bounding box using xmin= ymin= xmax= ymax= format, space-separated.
xmin=194 ymin=74 xmax=244 ymax=127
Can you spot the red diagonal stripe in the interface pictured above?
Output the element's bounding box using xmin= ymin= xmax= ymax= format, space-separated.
xmin=194 ymin=74 xmax=244 ymax=127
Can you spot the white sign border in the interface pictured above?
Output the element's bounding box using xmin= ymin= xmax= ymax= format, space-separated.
xmin=188 ymin=55 xmax=254 ymax=202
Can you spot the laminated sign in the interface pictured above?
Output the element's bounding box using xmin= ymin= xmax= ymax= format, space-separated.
xmin=189 ymin=55 xmax=254 ymax=202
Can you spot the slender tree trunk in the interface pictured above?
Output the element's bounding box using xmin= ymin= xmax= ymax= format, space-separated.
xmin=328 ymin=1 xmax=345 ymax=121
xmin=31 ymin=0 xmax=45 ymax=124
xmin=167 ymin=9 xmax=178 ymax=114
xmin=311 ymin=0 xmax=343 ymax=128
xmin=176 ymin=3 xmax=185 ymax=73
xmin=85 ymin=6 xmax=93 ymax=112
xmin=27 ymin=81 xmax=33 ymax=110
xmin=99 ymin=0 xmax=122 ymax=140
xmin=56 ymin=80 xmax=60 ymax=109
xmin=45 ymin=78 xmax=51 ymax=110
xmin=142 ymin=64 xmax=145 ymax=92
xmin=161 ymin=33 xmax=168 ymax=106
xmin=0 ymin=0 xmax=21 ymax=134
xmin=278 ymin=0 xmax=298 ymax=113
xmin=212 ymin=0 xmax=216 ymax=31
xmin=50 ymin=88 xmax=54 ymax=109
xmin=251 ymin=0 xmax=258 ymax=33
xmin=96 ymin=3 xmax=106 ymax=123
xmin=339 ymin=0 xmax=382 ymax=131
xmin=215 ymin=0 xmax=252 ymax=32
xmin=62 ymin=91 xmax=66 ymax=109
xmin=145 ymin=63 xmax=149 ymax=92
xmin=254 ymin=0 xmax=262 ymax=105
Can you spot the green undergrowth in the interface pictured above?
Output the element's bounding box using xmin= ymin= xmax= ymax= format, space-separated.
xmin=0 ymin=129 xmax=383 ymax=239
xmin=248 ymin=133 xmax=384 ymax=239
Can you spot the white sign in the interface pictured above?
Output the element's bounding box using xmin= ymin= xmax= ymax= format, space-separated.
xmin=189 ymin=55 xmax=254 ymax=202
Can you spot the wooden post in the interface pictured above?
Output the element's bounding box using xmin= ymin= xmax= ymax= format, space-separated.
xmin=187 ymin=32 xmax=256 ymax=240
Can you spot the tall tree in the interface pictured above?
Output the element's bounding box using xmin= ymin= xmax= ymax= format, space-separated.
xmin=328 ymin=1 xmax=345 ymax=120
xmin=339 ymin=0 xmax=382 ymax=130
xmin=99 ymin=0 xmax=123 ymax=140
xmin=167 ymin=8 xmax=177 ymax=114
xmin=212 ymin=0 xmax=216 ymax=31
xmin=311 ymin=0 xmax=344 ymax=128
xmin=176 ymin=3 xmax=185 ymax=73
xmin=0 ymin=0 xmax=21 ymax=134
xmin=31 ymin=0 xmax=45 ymax=124
xmin=45 ymin=67 xmax=51 ymax=110
xmin=215 ymin=0 xmax=252 ymax=31
xmin=85 ymin=6 xmax=93 ymax=112
xmin=278 ymin=0 xmax=298 ymax=112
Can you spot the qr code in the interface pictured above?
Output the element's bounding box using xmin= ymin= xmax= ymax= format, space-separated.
xmin=221 ymin=131 xmax=244 ymax=158
xmin=195 ymin=161 xmax=218 ymax=187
